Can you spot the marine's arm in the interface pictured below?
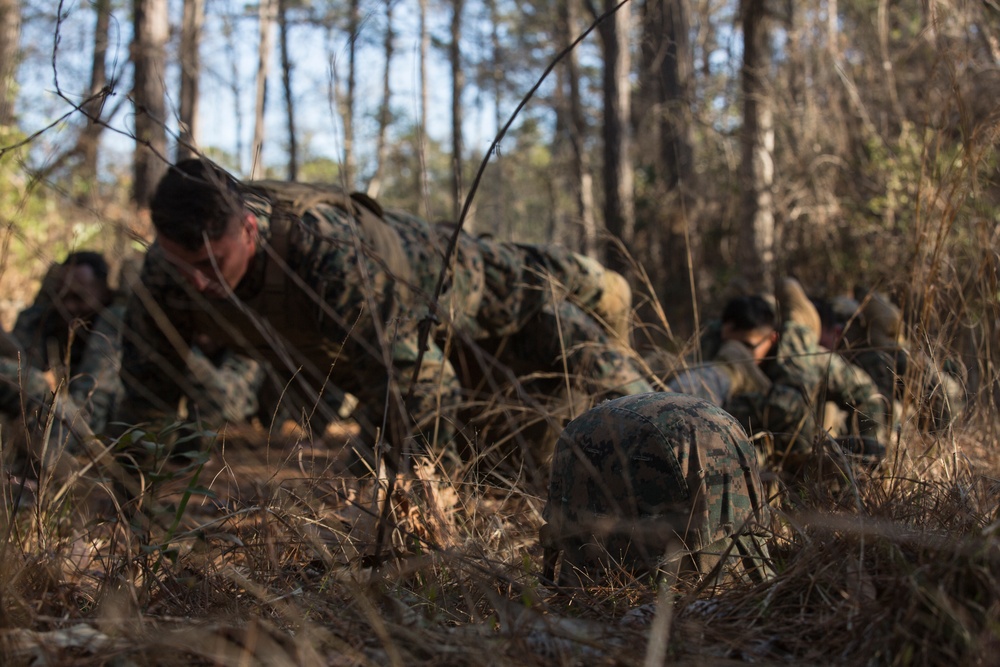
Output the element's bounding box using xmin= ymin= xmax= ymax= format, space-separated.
xmin=821 ymin=349 xmax=888 ymax=439
xmin=70 ymin=304 xmax=125 ymax=433
xmin=114 ymin=249 xmax=192 ymax=428
xmin=184 ymin=346 xmax=264 ymax=425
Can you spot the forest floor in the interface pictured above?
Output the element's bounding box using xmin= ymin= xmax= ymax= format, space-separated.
xmin=2 ymin=404 xmax=999 ymax=666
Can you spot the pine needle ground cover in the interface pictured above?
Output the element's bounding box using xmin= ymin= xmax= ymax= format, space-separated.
xmin=1 ymin=394 xmax=999 ymax=667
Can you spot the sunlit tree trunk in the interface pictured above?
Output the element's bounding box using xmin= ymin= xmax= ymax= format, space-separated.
xmin=78 ymin=0 xmax=110 ymax=181
xmin=0 ymin=0 xmax=19 ymax=128
xmin=484 ymin=0 xmax=507 ymax=236
xmin=827 ymin=0 xmax=838 ymax=58
xmin=369 ymin=0 xmax=393 ymax=197
xmin=641 ymin=0 xmax=697 ymax=335
xmin=252 ymin=0 xmax=275 ymax=178
xmin=177 ymin=0 xmax=204 ymax=161
xmin=278 ymin=0 xmax=297 ymax=180
xmin=450 ymin=0 xmax=465 ymax=224
xmin=417 ymin=0 xmax=430 ymax=217
xmin=343 ymin=0 xmax=359 ymax=189
xmin=221 ymin=11 xmax=245 ymax=171
xmin=132 ymin=0 xmax=169 ymax=210
xmin=738 ymin=0 xmax=775 ymax=290
xmin=596 ymin=0 xmax=635 ymax=268
xmin=558 ymin=0 xmax=597 ymax=257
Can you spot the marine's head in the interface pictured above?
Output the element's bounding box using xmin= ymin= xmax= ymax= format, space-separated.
xmin=152 ymin=158 xmax=258 ymax=298
xmin=720 ymin=295 xmax=778 ymax=364
xmin=45 ymin=251 xmax=112 ymax=323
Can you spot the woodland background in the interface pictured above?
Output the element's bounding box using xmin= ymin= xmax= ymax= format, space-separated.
xmin=4 ymin=0 xmax=1000 ymax=341
xmin=2 ymin=1 xmax=1000 ymax=665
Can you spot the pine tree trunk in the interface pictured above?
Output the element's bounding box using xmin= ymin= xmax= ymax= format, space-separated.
xmin=598 ymin=0 xmax=635 ymax=269
xmin=252 ymin=0 xmax=275 ymax=178
xmin=558 ymin=0 xmax=597 ymax=257
xmin=368 ymin=0 xmax=393 ymax=197
xmin=78 ymin=0 xmax=110 ymax=181
xmin=0 ymin=0 xmax=19 ymax=127
xmin=450 ymin=0 xmax=465 ymax=225
xmin=417 ymin=0 xmax=430 ymax=217
xmin=132 ymin=0 xmax=169 ymax=210
xmin=178 ymin=0 xmax=204 ymax=160
xmin=738 ymin=0 xmax=775 ymax=291
xmin=343 ymin=0 xmax=359 ymax=189
xmin=278 ymin=0 xmax=297 ymax=180
xmin=642 ymin=0 xmax=698 ymax=336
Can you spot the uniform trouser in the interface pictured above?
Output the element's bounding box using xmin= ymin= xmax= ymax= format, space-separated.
xmin=502 ymin=301 xmax=652 ymax=399
xmin=0 ymin=357 xmax=86 ymax=475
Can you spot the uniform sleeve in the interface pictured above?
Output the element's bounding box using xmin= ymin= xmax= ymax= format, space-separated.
xmin=299 ymin=204 xmax=462 ymax=444
xmin=184 ymin=348 xmax=263 ymax=426
xmin=666 ymin=365 xmax=733 ymax=406
xmin=820 ymin=349 xmax=887 ymax=439
xmin=114 ymin=249 xmax=193 ymax=429
xmin=11 ymin=305 xmax=48 ymax=370
xmin=0 ymin=356 xmax=52 ymax=417
xmin=70 ymin=304 xmax=125 ymax=434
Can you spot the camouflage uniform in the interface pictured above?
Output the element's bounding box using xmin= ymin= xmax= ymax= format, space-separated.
xmin=766 ymin=322 xmax=886 ymax=444
xmin=837 ymin=294 xmax=965 ymax=432
xmin=75 ymin=303 xmax=264 ymax=434
xmin=385 ymin=210 xmax=651 ymax=397
xmin=540 ymin=392 xmax=773 ymax=586
xmin=0 ymin=356 xmax=57 ymax=419
xmin=665 ymin=339 xmax=773 ymax=406
xmin=0 ymin=355 xmax=89 ymax=469
xmin=695 ymin=319 xmax=887 ymax=458
xmin=117 ymin=186 xmax=462 ymax=456
xmin=726 ymin=321 xmax=886 ymax=457
xmin=12 ymin=300 xmax=116 ymax=393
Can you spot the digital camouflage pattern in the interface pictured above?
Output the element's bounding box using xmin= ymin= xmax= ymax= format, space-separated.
xmin=183 ymin=344 xmax=266 ymax=427
xmin=386 ymin=210 xmax=650 ymax=397
xmin=73 ymin=301 xmax=266 ymax=434
xmin=766 ymin=321 xmax=887 ymax=443
xmin=0 ymin=356 xmax=55 ymax=418
xmin=13 ymin=301 xmax=116 ymax=391
xmin=694 ymin=320 xmax=887 ymax=459
xmin=837 ymin=294 xmax=965 ymax=431
xmin=120 ymin=176 xmax=652 ymax=463
xmin=541 ymin=393 xmax=773 ymax=585
xmin=0 ymin=355 xmax=89 ymax=467
xmin=118 ymin=186 xmax=462 ymax=455
xmin=70 ymin=303 xmax=124 ymax=433
xmin=664 ymin=363 xmax=733 ymax=405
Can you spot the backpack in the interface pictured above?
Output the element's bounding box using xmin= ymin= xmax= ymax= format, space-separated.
xmin=244 ymin=180 xmax=413 ymax=293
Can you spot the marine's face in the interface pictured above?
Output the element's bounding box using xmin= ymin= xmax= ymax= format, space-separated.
xmin=742 ymin=328 xmax=778 ymax=363
xmin=722 ymin=323 xmax=778 ymax=364
xmin=159 ymin=213 xmax=258 ymax=299
xmin=57 ymin=264 xmax=109 ymax=321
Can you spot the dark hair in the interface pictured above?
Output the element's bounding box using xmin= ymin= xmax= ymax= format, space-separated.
xmin=721 ymin=295 xmax=776 ymax=333
xmin=150 ymin=158 xmax=245 ymax=250
xmin=62 ymin=250 xmax=109 ymax=285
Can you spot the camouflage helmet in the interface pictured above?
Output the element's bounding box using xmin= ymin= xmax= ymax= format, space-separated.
xmin=541 ymin=393 xmax=772 ymax=586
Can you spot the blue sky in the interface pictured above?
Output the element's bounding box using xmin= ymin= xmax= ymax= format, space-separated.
xmin=16 ymin=0 xmax=507 ymax=184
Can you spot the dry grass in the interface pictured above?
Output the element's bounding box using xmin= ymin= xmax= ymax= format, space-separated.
xmin=0 ymin=380 xmax=999 ymax=667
